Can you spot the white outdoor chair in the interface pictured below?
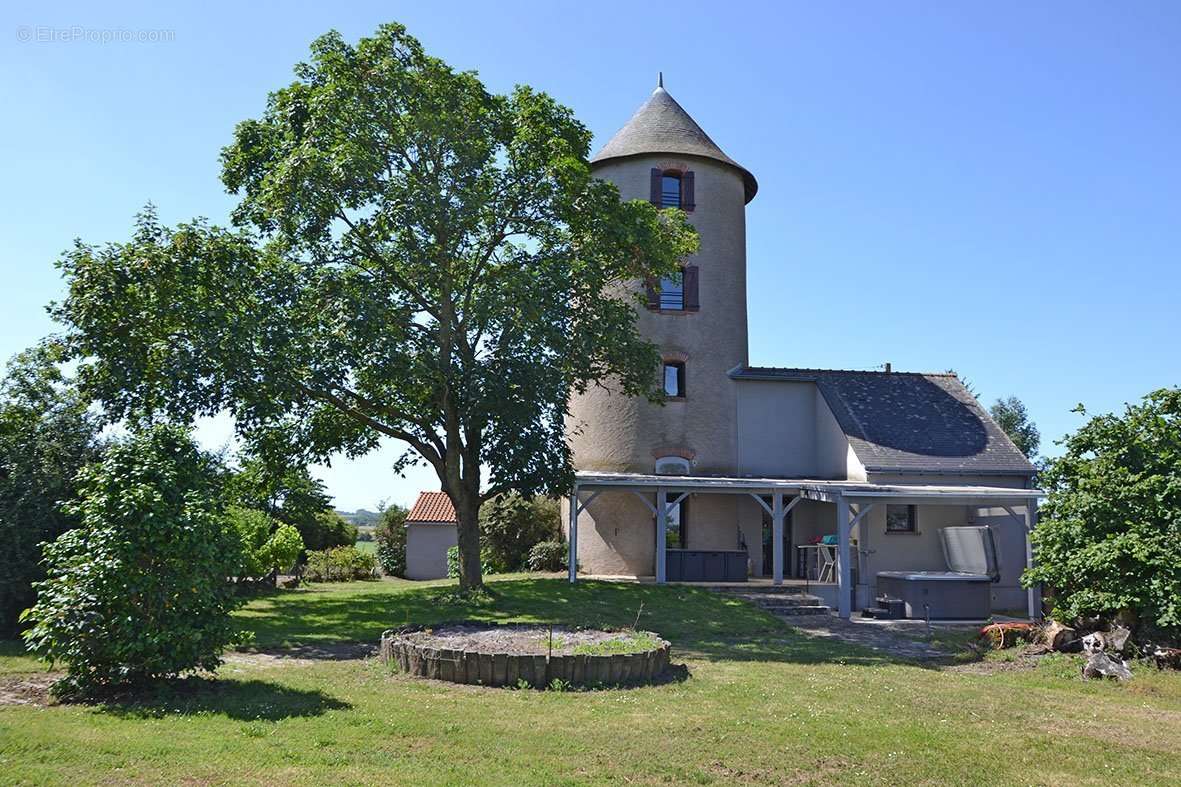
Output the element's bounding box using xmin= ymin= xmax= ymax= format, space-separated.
xmin=816 ymin=544 xmax=837 ymax=583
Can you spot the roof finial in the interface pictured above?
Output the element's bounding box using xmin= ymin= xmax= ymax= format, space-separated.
xmin=658 ymin=71 xmax=663 ymax=89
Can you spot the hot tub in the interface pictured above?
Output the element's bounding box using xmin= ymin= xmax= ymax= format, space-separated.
xmin=875 ymin=571 xmax=992 ymax=620
xmin=874 ymin=526 xmax=1000 ymax=620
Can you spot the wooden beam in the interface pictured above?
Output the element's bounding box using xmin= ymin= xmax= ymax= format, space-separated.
xmin=574 ymin=490 xmax=602 ymax=518
xmin=568 ymin=483 xmax=579 ymax=584
xmin=655 ymin=488 xmax=668 ymax=584
xmin=837 ymin=493 xmax=853 ymax=619
xmin=630 ymin=490 xmax=657 ymax=515
xmin=772 ymin=492 xmax=784 ymax=585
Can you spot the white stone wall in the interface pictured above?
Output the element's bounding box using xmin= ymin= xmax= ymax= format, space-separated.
xmin=405 ymin=522 xmax=457 ymax=580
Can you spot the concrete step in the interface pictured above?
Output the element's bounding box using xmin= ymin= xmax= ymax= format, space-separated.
xmin=715 ymin=585 xmax=811 ymax=595
xmin=734 ymin=593 xmax=825 ymax=606
xmin=764 ymin=605 xmax=832 ymax=616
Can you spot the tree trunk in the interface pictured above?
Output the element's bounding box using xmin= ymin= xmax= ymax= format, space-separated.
xmin=451 ymin=487 xmax=484 ymax=592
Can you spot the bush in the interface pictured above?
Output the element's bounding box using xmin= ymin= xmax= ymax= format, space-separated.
xmin=20 ymin=425 xmax=245 ymax=696
xmin=0 ymin=344 xmax=101 ymax=636
xmin=446 ymin=545 xmax=500 ymax=579
xmin=303 ymin=510 xmax=358 ymax=553
xmin=478 ymin=494 xmax=559 ymax=572
xmin=373 ymin=504 xmax=408 ymax=576
xmin=225 ymin=458 xmax=353 ymax=553
xmin=228 ymin=506 xmax=304 ymax=581
xmin=304 ymin=546 xmax=377 ymax=582
xmin=527 ymin=540 xmax=568 ymax=572
xmin=1024 ymin=388 xmax=1181 ymax=634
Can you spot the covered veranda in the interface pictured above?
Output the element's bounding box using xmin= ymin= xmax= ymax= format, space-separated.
xmin=567 ymin=471 xmax=1045 ymax=620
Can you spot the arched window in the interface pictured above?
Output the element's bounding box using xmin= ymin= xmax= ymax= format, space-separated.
xmin=654 ymin=455 xmax=690 ymax=475
xmin=660 ymin=172 xmax=681 ymax=208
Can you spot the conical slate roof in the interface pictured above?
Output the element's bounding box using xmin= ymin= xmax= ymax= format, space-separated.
xmin=591 ymin=83 xmax=758 ymax=203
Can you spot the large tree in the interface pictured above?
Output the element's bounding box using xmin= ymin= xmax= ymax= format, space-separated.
xmin=52 ymin=24 xmax=696 ymax=591
xmin=0 ymin=343 xmax=101 ymax=635
xmin=1023 ymin=389 xmax=1181 ymax=633
xmin=989 ymin=395 xmax=1040 ymax=458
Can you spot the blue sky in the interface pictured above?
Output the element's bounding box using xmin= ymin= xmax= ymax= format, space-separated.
xmin=2 ymin=2 xmax=1179 ymax=510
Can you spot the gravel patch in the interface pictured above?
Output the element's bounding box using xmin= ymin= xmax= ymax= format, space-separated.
xmin=395 ymin=624 xmax=654 ymax=656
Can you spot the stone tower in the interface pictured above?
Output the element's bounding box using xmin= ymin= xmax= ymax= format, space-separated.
xmin=566 ymin=80 xmax=758 ymax=576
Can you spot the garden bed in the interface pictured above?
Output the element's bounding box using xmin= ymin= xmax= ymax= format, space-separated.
xmin=379 ymin=622 xmax=671 ymax=688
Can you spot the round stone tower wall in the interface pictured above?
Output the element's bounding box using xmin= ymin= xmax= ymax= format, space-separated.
xmin=565 ymin=153 xmax=750 ymax=576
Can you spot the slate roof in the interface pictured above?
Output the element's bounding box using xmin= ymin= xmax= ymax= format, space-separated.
xmin=591 ymin=84 xmax=758 ymax=203
xmin=729 ymin=367 xmax=1036 ymax=477
xmin=406 ymin=492 xmax=457 ymax=524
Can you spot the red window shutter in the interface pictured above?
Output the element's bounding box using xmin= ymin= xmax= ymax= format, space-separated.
xmin=681 ymin=171 xmax=695 ymax=212
xmin=649 ymin=168 xmax=662 ymax=205
xmin=644 ymin=277 xmax=660 ymax=310
xmin=683 ymin=265 xmax=700 ymax=311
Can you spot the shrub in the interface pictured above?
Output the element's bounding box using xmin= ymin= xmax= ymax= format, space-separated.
xmin=304 ymin=510 xmax=358 ymax=553
xmin=0 ymin=344 xmax=101 ymax=636
xmin=304 ymin=546 xmax=377 ymax=582
xmin=527 ymin=540 xmax=568 ymax=572
xmin=1024 ymin=388 xmax=1181 ymax=634
xmin=478 ymin=494 xmax=559 ymax=572
xmin=228 ymin=506 xmax=304 ymax=581
xmin=20 ymin=425 xmax=245 ymax=696
xmin=225 ymin=458 xmax=353 ymax=553
xmin=373 ymin=504 xmax=409 ymax=576
xmin=447 ymin=545 xmax=500 ymax=579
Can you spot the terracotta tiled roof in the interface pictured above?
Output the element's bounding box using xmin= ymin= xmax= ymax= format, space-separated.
xmin=406 ymin=492 xmax=457 ymax=524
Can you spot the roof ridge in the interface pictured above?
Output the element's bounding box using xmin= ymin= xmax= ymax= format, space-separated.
xmin=736 ymin=365 xmax=958 ymax=378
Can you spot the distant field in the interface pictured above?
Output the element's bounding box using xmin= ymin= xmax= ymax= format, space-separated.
xmin=354 ymin=540 xmax=376 ymax=554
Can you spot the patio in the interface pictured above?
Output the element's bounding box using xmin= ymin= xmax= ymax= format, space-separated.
xmin=568 ymin=471 xmax=1045 ymax=620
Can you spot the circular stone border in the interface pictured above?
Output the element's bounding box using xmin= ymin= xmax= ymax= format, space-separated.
xmin=379 ymin=622 xmax=671 ymax=688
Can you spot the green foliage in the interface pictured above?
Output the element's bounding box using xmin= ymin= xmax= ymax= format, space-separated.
xmin=52 ymin=23 xmax=697 ymax=591
xmin=527 ymin=540 xmax=568 ymax=573
xmin=374 ymin=504 xmax=409 ymax=576
xmin=20 ymin=425 xmax=246 ymax=696
xmin=303 ymin=546 xmax=377 ymax=583
xmin=446 ymin=545 xmax=500 ymax=579
xmin=307 ymin=510 xmax=358 ymax=553
xmin=228 ymin=506 xmax=303 ymax=580
xmin=990 ymin=395 xmax=1041 ymax=458
xmin=478 ymin=494 xmax=560 ymax=571
xmin=0 ymin=343 xmax=102 ymax=636
xmin=1024 ymin=389 xmax=1181 ymax=633
xmin=225 ymin=457 xmax=349 ymax=553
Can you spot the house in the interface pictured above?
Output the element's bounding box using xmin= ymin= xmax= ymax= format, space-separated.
xmin=564 ymin=79 xmax=1042 ymax=620
xmin=404 ymin=491 xmax=458 ymax=580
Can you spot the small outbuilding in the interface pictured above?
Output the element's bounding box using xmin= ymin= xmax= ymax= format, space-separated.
xmin=404 ymin=491 xmax=458 ymax=580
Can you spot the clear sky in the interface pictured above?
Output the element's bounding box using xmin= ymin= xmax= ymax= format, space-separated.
xmin=3 ymin=2 xmax=1179 ymax=510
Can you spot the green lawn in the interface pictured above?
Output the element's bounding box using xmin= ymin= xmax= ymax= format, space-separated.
xmin=3 ymin=576 xmax=1180 ymax=785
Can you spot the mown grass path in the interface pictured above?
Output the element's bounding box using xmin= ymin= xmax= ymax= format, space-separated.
xmin=3 ymin=576 xmax=1180 ymax=785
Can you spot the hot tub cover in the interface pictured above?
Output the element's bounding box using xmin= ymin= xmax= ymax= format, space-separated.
xmin=876 ymin=570 xmax=991 ymax=582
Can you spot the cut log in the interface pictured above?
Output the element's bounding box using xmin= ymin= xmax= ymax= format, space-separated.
xmin=1041 ymin=621 xmax=1077 ymax=651
xmin=1106 ymin=624 xmax=1132 ymax=654
xmin=1082 ymin=651 xmax=1132 ymax=681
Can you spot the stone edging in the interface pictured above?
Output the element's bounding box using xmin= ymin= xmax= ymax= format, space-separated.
xmin=378 ymin=622 xmax=671 ymax=688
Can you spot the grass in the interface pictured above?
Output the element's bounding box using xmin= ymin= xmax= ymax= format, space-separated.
xmin=3 ymin=575 xmax=1181 ymax=785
